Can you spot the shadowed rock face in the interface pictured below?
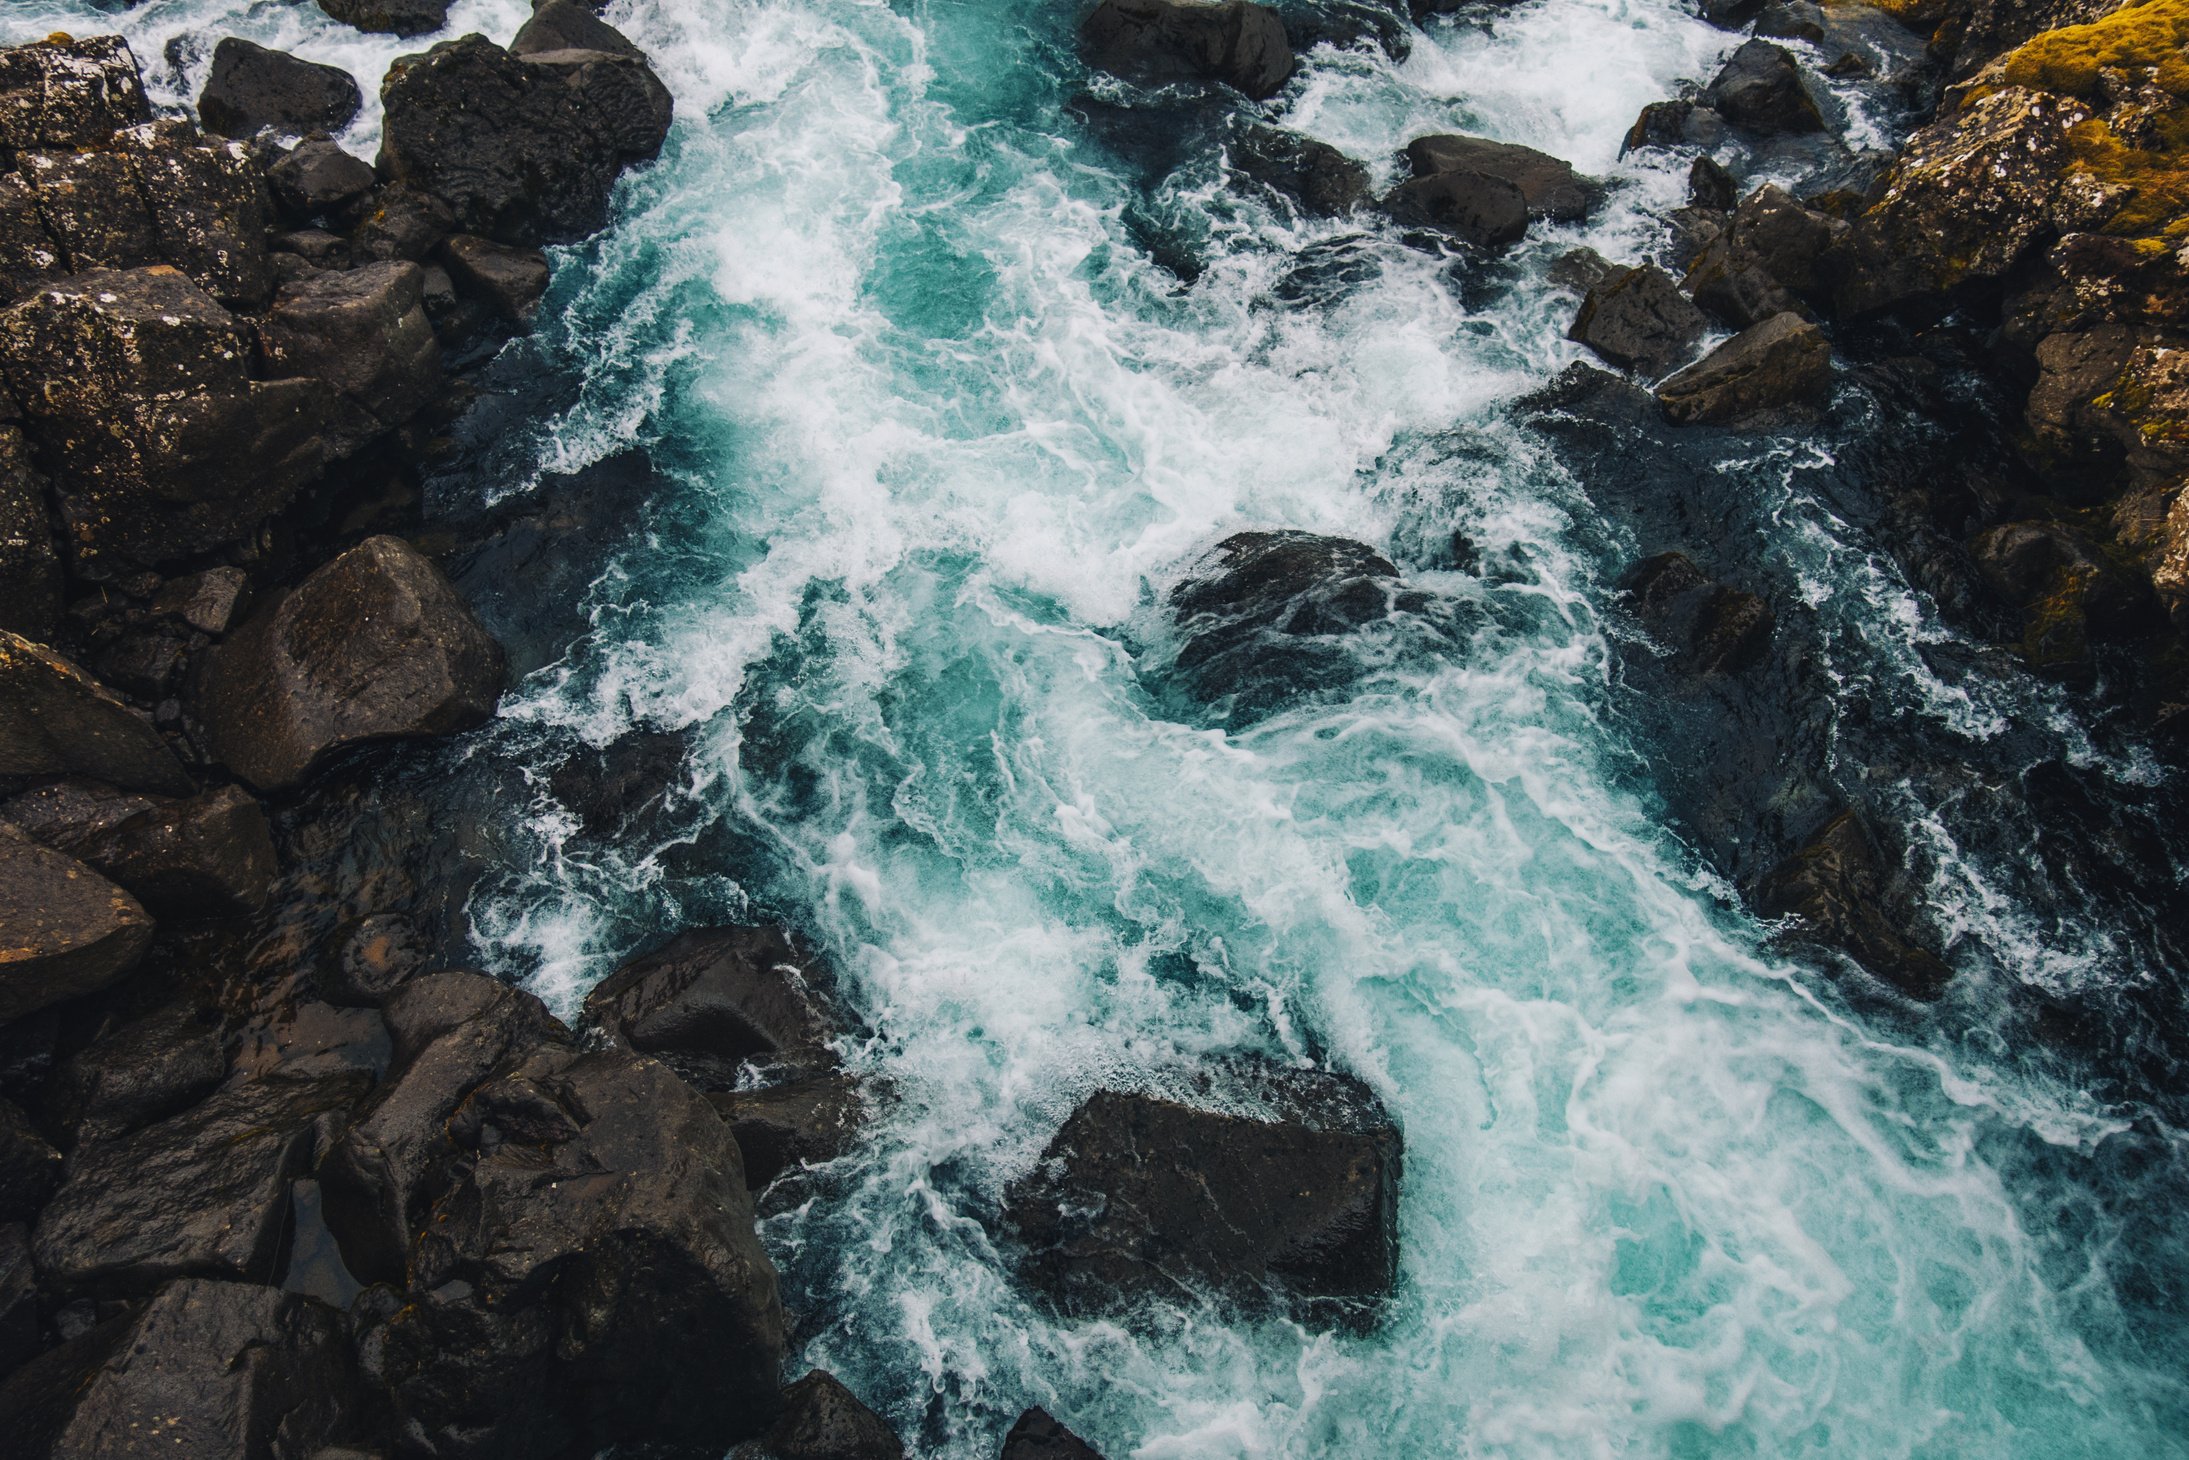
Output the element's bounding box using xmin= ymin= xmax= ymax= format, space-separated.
xmin=1656 ymin=311 xmax=1833 ymax=429
xmin=318 ymin=0 xmax=453 ymax=37
xmin=1568 ymin=264 xmax=1709 ymax=379
xmin=1002 ymin=1407 xmax=1108 ymax=1460
xmin=0 ymin=827 xmax=153 ymax=1025
xmin=0 ymin=632 xmax=192 ymax=794
xmin=729 ymin=1369 xmax=906 ymax=1460
xmin=1080 ymin=0 xmax=1295 ymax=99
xmin=585 ymin=924 xmax=848 ymax=1089
xmin=197 ymin=38 xmax=362 ymax=139
xmin=1003 ymin=1064 xmax=1401 ymax=1324
xmin=1704 ymin=40 xmax=1826 ymax=136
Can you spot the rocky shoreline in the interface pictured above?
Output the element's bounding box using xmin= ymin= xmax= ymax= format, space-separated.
xmin=0 ymin=0 xmax=2183 ymax=1454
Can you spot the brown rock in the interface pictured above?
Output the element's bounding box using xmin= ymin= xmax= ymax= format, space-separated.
xmin=0 ymin=428 xmax=57 ymax=640
xmin=258 ymin=260 xmax=441 ymax=450
xmin=151 ymin=566 xmax=251 ymax=636
xmin=440 ymin=233 xmax=551 ymax=325
xmin=0 ymin=632 xmax=191 ymax=794
xmin=1656 ymin=311 xmax=1832 ymax=428
xmin=0 ymin=35 xmax=151 ymax=160
xmin=1404 ymin=134 xmax=1598 ymax=222
xmin=1567 ymin=264 xmax=1707 ymax=378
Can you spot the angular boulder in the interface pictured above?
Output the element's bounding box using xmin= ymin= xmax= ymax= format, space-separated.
xmin=440 ymin=232 xmax=551 ymax=325
xmin=1655 ymin=311 xmax=1832 ymax=428
xmin=1080 ymin=0 xmax=1294 ymax=100
xmin=0 ymin=827 xmax=154 ymax=1025
xmin=38 ymin=784 xmax=277 ymax=921
xmin=1623 ymin=99 xmax=1729 ymax=154
xmin=514 ymin=0 xmax=648 ymax=59
xmin=0 ymin=430 xmax=59 ymax=641
xmin=0 ymin=35 xmax=150 ymax=161
xmin=0 ymin=633 xmax=193 ymax=793
xmin=16 ymin=148 xmax=154 ymax=274
xmin=1003 ymin=1065 xmax=1401 ymax=1321
xmin=194 ymin=535 xmax=505 ymax=792
xmin=318 ymin=0 xmax=452 ymax=35
xmin=1755 ymin=811 xmax=1952 ymax=999
xmin=258 ymin=260 xmax=442 ymax=450
xmin=1622 ymin=552 xmax=1776 ymax=674
xmin=0 ymin=1097 xmax=59 ymax=1224
xmin=1683 ymin=184 xmax=1843 ymax=329
xmin=265 ymin=137 xmax=377 ymax=222
xmin=708 ymin=1074 xmax=865 ymax=1191
xmin=349 ymin=183 xmax=455 ymax=263
xmin=152 ymin=565 xmax=252 ymax=637
xmin=1002 ymin=1408 xmax=1107 ymax=1460
xmin=729 ymin=1370 xmax=904 ymax=1460
xmin=379 ymin=32 xmax=673 ymax=246
xmin=112 ymin=119 xmax=279 ymax=309
xmin=1567 ymin=264 xmax=1707 ymax=378
xmin=1404 ymin=134 xmax=1597 ymax=223
xmin=197 ymin=37 xmax=362 ymax=138
xmin=1703 ymin=40 xmax=1825 ymax=136
xmin=585 ymin=925 xmax=845 ymax=1089
xmin=44 ymin=1002 xmax=227 ymax=1148
xmin=1383 ymin=169 xmax=1529 ymax=249
xmin=1228 ymin=124 xmax=1368 ymax=217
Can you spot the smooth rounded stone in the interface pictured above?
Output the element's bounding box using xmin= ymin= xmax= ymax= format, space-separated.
xmin=1002 ymin=1064 xmax=1402 ymax=1323
xmin=1655 ymin=311 xmax=1832 ymax=428
xmin=266 ymin=137 xmax=377 ymax=222
xmin=194 ymin=535 xmax=505 ymax=792
xmin=513 ymin=0 xmax=647 ymax=58
xmin=319 ymin=911 xmax=430 ymax=1007
xmin=729 ymin=1370 xmax=904 ymax=1460
xmin=1383 ymin=169 xmax=1530 ymax=249
xmin=707 ymin=1074 xmax=865 ymax=1191
xmin=0 ymin=1278 xmax=354 ymax=1459
xmin=0 ymin=633 xmax=192 ymax=795
xmin=1080 ymin=0 xmax=1294 ymax=99
xmin=151 ymin=565 xmax=252 ymax=637
xmin=361 ymin=1046 xmax=786 ymax=1458
xmin=1703 ymin=40 xmax=1825 ymax=136
xmin=379 ymin=33 xmax=673 ymax=246
xmin=1567 ymin=264 xmax=1709 ymax=379
xmin=1227 ymin=124 xmax=1369 ymax=218
xmin=1683 ymin=183 xmax=1843 ymax=328
xmin=0 ymin=429 xmax=58 ymax=643
xmin=585 ymin=925 xmax=845 ymax=1089
xmin=349 ymin=183 xmax=454 ymax=263
xmin=0 ymin=1222 xmax=34 ymax=1376
xmin=1755 ymin=0 xmax=1827 ymax=41
xmin=44 ymin=1002 xmax=226 ymax=1148
xmin=197 ymin=37 xmax=361 ymax=138
xmin=0 ymin=266 xmax=330 ymax=567
xmin=317 ymin=0 xmax=452 ymax=35
xmin=440 ymin=233 xmax=551 ymax=325
xmin=258 ymin=260 xmax=442 ymax=449
xmin=32 ymin=1065 xmax=370 ymax=1296
xmin=1404 ymin=133 xmax=1598 ymax=223
xmin=0 ymin=35 xmax=151 ymax=159
xmin=1622 ymin=552 xmax=1777 ymax=674
xmin=0 ymin=827 xmax=154 ymax=1025
xmin=1001 ymin=1408 xmax=1106 ymax=1460
xmin=0 ymin=1097 xmax=59 ymax=1225
xmin=1754 ymin=810 xmax=1953 ymax=999
xmin=1622 ymin=99 xmax=1728 ymax=154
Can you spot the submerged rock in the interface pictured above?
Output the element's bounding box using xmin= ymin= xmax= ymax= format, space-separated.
xmin=1080 ymin=0 xmax=1295 ymax=100
xmin=0 ymin=827 xmax=154 ymax=1025
xmin=1655 ymin=311 xmax=1832 ymax=428
xmin=1227 ymin=124 xmax=1368 ymax=217
xmin=194 ymin=534 xmax=505 ymax=792
xmin=1567 ymin=264 xmax=1708 ymax=379
xmin=1404 ymin=133 xmax=1598 ymax=223
xmin=1703 ymin=40 xmax=1826 ymax=136
xmin=0 ymin=631 xmax=192 ymax=793
xmin=1001 ymin=1408 xmax=1108 ymax=1460
xmin=1003 ymin=1065 xmax=1401 ymax=1322
xmin=1755 ymin=810 xmax=1953 ymax=999
xmin=1623 ymin=552 xmax=1777 ymax=675
xmin=585 ymin=925 xmax=847 ymax=1089
xmin=197 ymin=37 xmax=362 ymax=138
xmin=730 ymin=1370 xmax=905 ymax=1460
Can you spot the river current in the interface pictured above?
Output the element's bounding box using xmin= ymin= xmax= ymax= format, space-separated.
xmin=15 ymin=0 xmax=2189 ymax=1454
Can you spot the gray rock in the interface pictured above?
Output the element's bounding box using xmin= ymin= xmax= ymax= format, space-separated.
xmin=113 ymin=118 xmax=278 ymax=310
xmin=513 ymin=0 xmax=647 ymax=59
xmin=1755 ymin=811 xmax=1952 ymax=999
xmin=151 ymin=566 xmax=251 ymax=636
xmin=708 ymin=1074 xmax=865 ymax=1190
xmin=1656 ymin=311 xmax=1832 ymax=428
xmin=1383 ymin=169 xmax=1530 ymax=249
xmin=0 ymin=825 xmax=154 ymax=1024
xmin=1567 ymin=264 xmax=1708 ymax=378
xmin=1622 ymin=551 xmax=1776 ymax=674
xmin=1703 ymin=40 xmax=1825 ymax=136
xmin=1405 ymin=134 xmax=1598 ymax=222
xmin=198 ymin=38 xmax=362 ymax=138
xmin=317 ymin=0 xmax=452 ymax=36
xmin=266 ymin=137 xmax=377 ymax=222
xmin=258 ymin=261 xmax=441 ymax=451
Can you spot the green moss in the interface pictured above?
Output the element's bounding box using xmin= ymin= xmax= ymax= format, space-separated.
xmin=2000 ymin=0 xmax=2189 ymax=97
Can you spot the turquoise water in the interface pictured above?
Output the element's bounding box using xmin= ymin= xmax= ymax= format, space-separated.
xmin=15 ymin=0 xmax=2189 ymax=1454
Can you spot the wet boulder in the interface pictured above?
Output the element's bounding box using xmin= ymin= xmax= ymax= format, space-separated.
xmin=349 ymin=183 xmax=455 ymax=263
xmin=1622 ymin=552 xmax=1776 ymax=674
xmin=0 ymin=632 xmax=192 ymax=794
xmin=43 ymin=1002 xmax=226 ymax=1148
xmin=709 ymin=1074 xmax=866 ymax=1191
xmin=0 ymin=1098 xmax=59 ymax=1224
xmin=1382 ymin=169 xmax=1530 ymax=250
xmin=1655 ymin=311 xmax=1832 ymax=428
xmin=379 ymin=32 xmax=673 ymax=246
xmin=1227 ymin=124 xmax=1368 ymax=217
xmin=1003 ymin=1065 xmax=1401 ymax=1322
xmin=1002 ymin=1409 xmax=1107 ymax=1460
xmin=266 ymin=137 xmax=377 ymax=223
xmin=0 ymin=827 xmax=154 ymax=1025
xmin=153 ymin=566 xmax=253 ymax=637
xmin=0 ymin=35 xmax=151 ymax=161
xmin=0 ymin=1223 xmax=33 ymax=1375
xmin=1757 ymin=0 xmax=1828 ymax=41
xmin=112 ymin=119 xmax=279 ymax=310
xmin=1622 ymin=99 xmax=1729 ymax=154
xmin=1682 ymin=184 xmax=1843 ymax=328
xmin=585 ymin=925 xmax=846 ymax=1089
xmin=440 ymin=232 xmax=552 ymax=325
xmin=1404 ymin=134 xmax=1598 ymax=223
xmin=730 ymin=1370 xmax=904 ymax=1460
xmin=25 ymin=784 xmax=277 ymax=922
xmin=1689 ymin=155 xmax=1739 ymax=212
xmin=194 ymin=535 xmax=505 ymax=792
xmin=0 ymin=429 xmax=58 ymax=641
xmin=1566 ymin=264 xmax=1708 ymax=378
xmin=259 ymin=261 xmax=442 ymax=451
xmin=33 ymin=1066 xmax=369 ymax=1295
xmin=318 ymin=0 xmax=452 ymax=35
xmin=0 ymin=266 xmax=330 ymax=567
xmin=1968 ymin=519 xmax=2160 ymax=672
xmin=318 ymin=911 xmax=430 ymax=1007
xmin=514 ymin=0 xmax=649 ymax=59
xmin=197 ymin=38 xmax=362 ymax=138
xmin=1080 ymin=0 xmax=1295 ymax=100
xmin=1754 ymin=810 xmax=1952 ymax=999
xmin=1703 ymin=40 xmax=1825 ymax=136
xmin=0 ymin=1278 xmax=355 ymax=1459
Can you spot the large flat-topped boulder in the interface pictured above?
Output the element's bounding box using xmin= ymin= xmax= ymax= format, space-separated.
xmin=0 ymin=632 xmax=192 ymax=793
xmin=1080 ymin=0 xmax=1294 ymax=100
xmin=0 ymin=35 xmax=150 ymax=162
xmin=586 ymin=924 xmax=848 ymax=1088
xmin=1404 ymin=134 xmax=1599 ymax=223
xmin=319 ymin=0 xmax=452 ymax=35
xmin=194 ymin=535 xmax=505 ymax=792
xmin=1655 ymin=311 xmax=1833 ymax=429
xmin=197 ymin=37 xmax=363 ymax=139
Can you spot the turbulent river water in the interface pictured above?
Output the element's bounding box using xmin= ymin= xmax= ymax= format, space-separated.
xmin=17 ymin=0 xmax=2189 ymax=1454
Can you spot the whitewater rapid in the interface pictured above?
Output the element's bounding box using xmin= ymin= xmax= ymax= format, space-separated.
xmin=18 ymin=0 xmax=2188 ymax=1454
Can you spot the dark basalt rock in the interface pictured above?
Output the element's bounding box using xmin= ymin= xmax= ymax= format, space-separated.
xmin=32 ymin=1066 xmax=369 ymax=1296
xmin=1755 ymin=0 xmax=1827 ymax=41
xmin=1698 ymin=0 xmax=1767 ymax=28
xmin=0 ymin=827 xmax=153 ymax=1025
xmin=318 ymin=0 xmax=453 ymax=36
xmin=1623 ymin=552 xmax=1776 ymax=675
xmin=1404 ymin=134 xmax=1598 ymax=223
xmin=709 ymin=1074 xmax=865 ymax=1191
xmin=266 ymin=137 xmax=378 ymax=223
xmin=378 ymin=32 xmax=673 ymax=247
xmin=1622 ymin=99 xmax=1728 ymax=154
xmin=111 ymin=118 xmax=280 ymax=310
xmin=1967 ymin=519 xmax=2161 ymax=673
xmin=729 ymin=1370 xmax=905 ymax=1460
xmin=152 ymin=566 xmax=252 ymax=636
xmin=25 ymin=783 xmax=277 ymax=921
xmin=194 ymin=534 xmax=505 ymax=792
xmin=16 ymin=147 xmax=154 ymax=274
xmin=0 ymin=631 xmax=192 ymax=793
xmin=319 ymin=911 xmax=431 ymax=1007
xmin=0 ymin=428 xmax=58 ymax=641
xmin=0 ymin=1278 xmax=355 ymax=1459
xmin=1003 ymin=1065 xmax=1401 ymax=1322
xmin=259 ymin=261 xmax=442 ymax=451
xmin=1227 ymin=124 xmax=1368 ymax=217
xmin=0 ymin=266 xmax=331 ymax=568
xmin=1080 ymin=0 xmax=1295 ymax=100
xmin=43 ymin=1002 xmax=226 ymax=1148
xmin=1567 ymin=264 xmax=1708 ymax=379
xmin=440 ymin=233 xmax=551 ymax=325
xmin=198 ymin=38 xmax=362 ymax=139
xmin=514 ymin=0 xmax=649 ymax=59
xmin=1689 ymin=155 xmax=1738 ymax=212
xmin=1702 ymin=41 xmax=1825 ymax=136
xmin=1655 ymin=311 xmax=1832 ymax=429
xmin=585 ymin=925 xmax=846 ymax=1089
xmin=361 ymin=1044 xmax=786 ymax=1458
xmin=0 ymin=1098 xmax=59 ymax=1225
xmin=1383 ymin=169 xmax=1530 ymax=250
xmin=1682 ymin=184 xmax=1843 ymax=329
xmin=1002 ymin=1408 xmax=1107 ymax=1460
xmin=0 ymin=1223 xmax=34 ymax=1376
xmin=0 ymin=35 xmax=151 ymax=162
xmin=349 ymin=183 xmax=455 ymax=263
xmin=1755 ymin=810 xmax=1953 ymax=1000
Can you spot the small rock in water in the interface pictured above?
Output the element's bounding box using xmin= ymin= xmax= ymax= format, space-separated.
xmin=1622 ymin=551 xmax=1777 ymax=674
xmin=1755 ymin=0 xmax=1827 ymax=41
xmin=0 ymin=35 xmax=151 ymax=157
xmin=196 ymin=37 xmax=361 ymax=138
xmin=1682 ymin=183 xmax=1844 ymax=328
xmin=730 ymin=1369 xmax=906 ymax=1460
xmin=1656 ymin=311 xmax=1832 ymax=428
xmin=709 ymin=1074 xmax=866 ymax=1191
xmin=586 ymin=924 xmax=847 ymax=1088
xmin=1001 ymin=1408 xmax=1107 ymax=1460
xmin=1704 ymin=40 xmax=1826 ymax=136
xmin=1079 ymin=0 xmax=1295 ymax=100
xmin=513 ymin=0 xmax=648 ymax=59
xmin=1755 ymin=811 xmax=1953 ymax=999
xmin=317 ymin=0 xmax=452 ymax=36
xmin=1622 ymin=99 xmax=1729 ymax=154
xmin=1384 ymin=168 xmax=1529 ymax=249
xmin=1688 ymin=155 xmax=1739 ymax=212
xmin=1567 ymin=264 xmax=1709 ymax=379
xmin=1405 ymin=133 xmax=1599 ymax=223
